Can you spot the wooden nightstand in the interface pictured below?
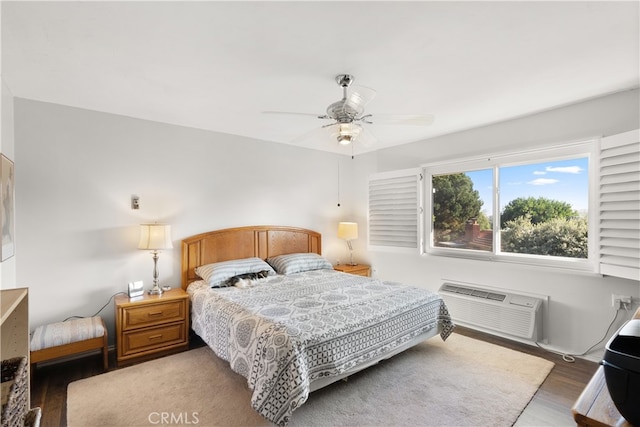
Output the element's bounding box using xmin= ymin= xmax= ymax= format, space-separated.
xmin=115 ymin=288 xmax=189 ymax=366
xmin=334 ymin=264 xmax=371 ymax=277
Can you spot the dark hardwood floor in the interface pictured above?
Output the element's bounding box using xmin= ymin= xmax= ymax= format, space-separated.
xmin=30 ymin=328 xmax=597 ymax=426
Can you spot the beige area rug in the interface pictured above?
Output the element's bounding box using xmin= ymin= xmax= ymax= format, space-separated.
xmin=67 ymin=333 xmax=554 ymax=427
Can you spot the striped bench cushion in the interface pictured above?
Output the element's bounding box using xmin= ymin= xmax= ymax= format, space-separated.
xmin=30 ymin=317 xmax=105 ymax=351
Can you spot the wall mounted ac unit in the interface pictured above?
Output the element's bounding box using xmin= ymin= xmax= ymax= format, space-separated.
xmin=439 ymin=282 xmax=545 ymax=341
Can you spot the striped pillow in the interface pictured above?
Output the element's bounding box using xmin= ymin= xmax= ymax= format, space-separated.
xmin=266 ymin=253 xmax=333 ymax=275
xmin=195 ymin=257 xmax=276 ymax=288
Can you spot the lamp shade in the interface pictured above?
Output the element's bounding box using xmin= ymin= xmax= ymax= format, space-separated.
xmin=138 ymin=224 xmax=173 ymax=250
xmin=338 ymin=222 xmax=358 ymax=240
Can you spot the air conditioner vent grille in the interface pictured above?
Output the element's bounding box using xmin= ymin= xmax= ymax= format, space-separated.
xmin=441 ymin=284 xmax=506 ymax=302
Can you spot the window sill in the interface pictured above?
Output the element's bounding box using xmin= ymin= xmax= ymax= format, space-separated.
xmin=424 ymin=248 xmax=598 ymax=275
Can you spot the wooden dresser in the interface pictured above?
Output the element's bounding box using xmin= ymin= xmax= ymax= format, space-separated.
xmin=115 ymin=288 xmax=189 ymax=366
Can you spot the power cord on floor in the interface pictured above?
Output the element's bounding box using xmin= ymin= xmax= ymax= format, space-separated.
xmin=535 ymin=306 xmax=625 ymax=363
xmin=63 ymin=291 xmax=128 ymax=321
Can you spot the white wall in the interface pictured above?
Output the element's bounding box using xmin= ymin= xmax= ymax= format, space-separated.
xmin=354 ymin=89 xmax=640 ymax=361
xmin=14 ymin=90 xmax=640 ymax=361
xmin=14 ymin=99 xmax=357 ymax=342
xmin=1 ymin=77 xmax=16 ymax=289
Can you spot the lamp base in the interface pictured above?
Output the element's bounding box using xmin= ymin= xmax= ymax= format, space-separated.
xmin=148 ymin=251 xmax=163 ymax=295
xmin=348 ymin=250 xmax=356 ymax=266
xmin=148 ymin=284 xmax=163 ymax=295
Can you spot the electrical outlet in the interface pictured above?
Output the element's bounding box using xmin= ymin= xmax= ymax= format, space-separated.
xmin=611 ymin=294 xmax=632 ymax=309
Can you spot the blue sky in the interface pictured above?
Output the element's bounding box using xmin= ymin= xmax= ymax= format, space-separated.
xmin=466 ymin=157 xmax=589 ymax=214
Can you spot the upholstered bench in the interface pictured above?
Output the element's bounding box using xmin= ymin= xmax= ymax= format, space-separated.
xmin=30 ymin=316 xmax=108 ymax=371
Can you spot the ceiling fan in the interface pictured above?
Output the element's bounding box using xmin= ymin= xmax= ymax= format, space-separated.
xmin=264 ymin=74 xmax=434 ymax=147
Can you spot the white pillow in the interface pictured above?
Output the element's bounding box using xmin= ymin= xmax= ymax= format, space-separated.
xmin=195 ymin=257 xmax=276 ymax=288
xmin=266 ymin=253 xmax=333 ymax=275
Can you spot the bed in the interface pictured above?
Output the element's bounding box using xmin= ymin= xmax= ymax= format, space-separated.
xmin=182 ymin=225 xmax=454 ymax=426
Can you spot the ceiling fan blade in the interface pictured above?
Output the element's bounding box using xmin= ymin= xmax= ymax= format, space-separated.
xmin=348 ymin=85 xmax=377 ymax=109
xmin=262 ymin=111 xmax=324 ymax=118
xmin=356 ymin=126 xmax=378 ymax=147
xmin=369 ymin=114 xmax=435 ymax=126
xmin=290 ymin=125 xmax=334 ymax=146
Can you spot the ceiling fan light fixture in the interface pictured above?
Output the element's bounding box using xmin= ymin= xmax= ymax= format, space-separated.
xmin=337 ymin=123 xmax=361 ymax=145
xmin=337 ymin=134 xmax=353 ymax=145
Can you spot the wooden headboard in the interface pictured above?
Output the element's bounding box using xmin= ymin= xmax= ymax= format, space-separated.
xmin=181 ymin=225 xmax=322 ymax=289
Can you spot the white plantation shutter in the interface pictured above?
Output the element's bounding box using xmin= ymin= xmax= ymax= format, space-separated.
xmin=599 ymin=129 xmax=640 ymax=280
xmin=368 ymin=169 xmax=421 ymax=250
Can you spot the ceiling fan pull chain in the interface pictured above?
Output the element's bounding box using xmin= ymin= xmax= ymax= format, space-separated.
xmin=337 ymin=158 xmax=341 ymax=207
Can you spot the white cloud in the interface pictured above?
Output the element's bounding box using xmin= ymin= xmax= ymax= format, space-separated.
xmin=533 ymin=170 xmax=546 ymax=175
xmin=546 ymin=165 xmax=583 ymax=174
xmin=528 ymin=178 xmax=559 ymax=186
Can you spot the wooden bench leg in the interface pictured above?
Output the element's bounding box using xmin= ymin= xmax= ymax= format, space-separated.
xmin=101 ymin=318 xmax=109 ymax=371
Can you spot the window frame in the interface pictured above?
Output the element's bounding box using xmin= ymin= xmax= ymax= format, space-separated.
xmin=422 ymin=139 xmax=598 ymax=272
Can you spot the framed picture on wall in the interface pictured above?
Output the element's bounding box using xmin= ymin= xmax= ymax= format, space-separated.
xmin=1 ymin=154 xmax=15 ymax=261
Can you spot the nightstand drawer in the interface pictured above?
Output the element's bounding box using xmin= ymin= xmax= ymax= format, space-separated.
xmin=121 ymin=300 xmax=186 ymax=330
xmin=120 ymin=322 xmax=187 ymax=356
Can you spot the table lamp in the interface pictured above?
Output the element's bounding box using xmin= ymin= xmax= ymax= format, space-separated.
xmin=338 ymin=222 xmax=358 ymax=266
xmin=138 ymin=223 xmax=173 ymax=295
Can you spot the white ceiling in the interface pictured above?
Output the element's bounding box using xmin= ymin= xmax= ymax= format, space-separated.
xmin=2 ymin=1 xmax=639 ymax=155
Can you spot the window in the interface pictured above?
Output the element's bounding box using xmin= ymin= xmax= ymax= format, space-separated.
xmin=425 ymin=141 xmax=595 ymax=270
xmin=368 ymin=131 xmax=639 ymax=278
